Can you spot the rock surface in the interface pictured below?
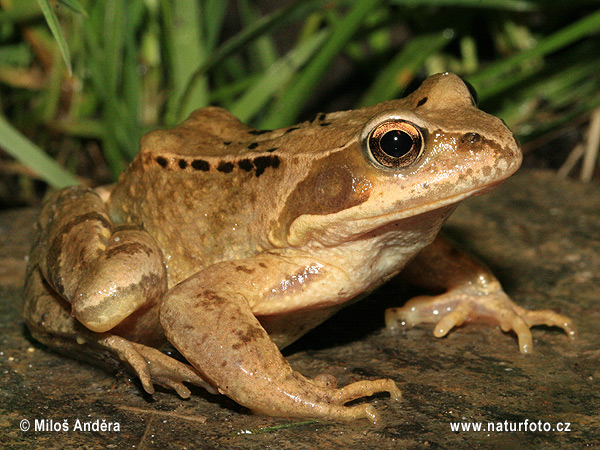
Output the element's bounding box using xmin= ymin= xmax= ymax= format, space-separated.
xmin=1 ymin=169 xmax=598 ymax=449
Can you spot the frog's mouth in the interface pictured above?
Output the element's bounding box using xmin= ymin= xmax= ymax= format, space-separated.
xmin=286 ymin=175 xmax=512 ymax=248
xmin=360 ymin=179 xmax=507 ymax=227
xmin=469 ymin=180 xmax=504 ymax=196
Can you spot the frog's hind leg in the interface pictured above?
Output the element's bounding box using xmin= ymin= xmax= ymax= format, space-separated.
xmin=24 ymin=186 xmax=214 ymax=397
xmin=23 ymin=265 xmax=215 ymax=397
xmin=34 ymin=187 xmax=167 ymax=335
xmin=160 ymin=262 xmax=401 ymax=424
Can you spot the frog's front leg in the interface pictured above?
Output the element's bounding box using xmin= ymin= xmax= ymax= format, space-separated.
xmin=160 ymin=255 xmax=401 ymax=424
xmin=386 ymin=236 xmax=574 ymax=353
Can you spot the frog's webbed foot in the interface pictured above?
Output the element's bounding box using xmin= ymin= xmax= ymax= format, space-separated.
xmin=159 ymin=264 xmax=401 ymax=423
xmin=99 ymin=336 xmax=217 ymax=398
xmin=385 ymin=282 xmax=574 ymax=353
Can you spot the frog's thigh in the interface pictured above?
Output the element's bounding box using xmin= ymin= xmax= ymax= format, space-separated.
xmin=160 ymin=257 xmax=400 ymax=423
xmin=24 ymin=262 xmax=213 ymax=398
xmin=36 ymin=186 xmax=167 ymax=334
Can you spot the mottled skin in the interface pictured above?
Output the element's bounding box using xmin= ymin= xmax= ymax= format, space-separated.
xmin=24 ymin=73 xmax=573 ymax=423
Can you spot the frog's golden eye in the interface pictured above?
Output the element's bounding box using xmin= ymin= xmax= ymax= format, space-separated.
xmin=366 ymin=120 xmax=423 ymax=168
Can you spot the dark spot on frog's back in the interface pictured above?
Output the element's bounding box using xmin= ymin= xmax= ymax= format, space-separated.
xmin=417 ymin=97 xmax=428 ymax=107
xmin=178 ymin=159 xmax=188 ymax=169
xmin=238 ymin=159 xmax=253 ymax=172
xmin=156 ymin=156 xmax=168 ymax=168
xmin=235 ymin=155 xmax=280 ymax=177
xmin=247 ymin=142 xmax=259 ymax=150
xmin=191 ymin=159 xmax=210 ymax=171
xmin=248 ymin=129 xmax=272 ymax=135
xmin=217 ymin=161 xmax=234 ymax=173
xmin=253 ymin=155 xmax=280 ymax=177
xmin=285 ymin=127 xmax=299 ymax=134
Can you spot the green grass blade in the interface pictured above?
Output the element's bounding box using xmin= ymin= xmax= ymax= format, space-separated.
xmin=498 ymin=56 xmax=600 ymax=131
xmin=0 ymin=115 xmax=79 ymax=187
xmin=163 ymin=0 xmax=209 ymax=124
xmin=58 ymin=0 xmax=88 ymax=17
xmin=389 ymin=0 xmax=538 ymax=11
xmin=176 ymin=0 xmax=326 ymax=120
xmin=260 ymin=0 xmax=383 ymax=129
xmin=230 ymin=30 xmax=328 ymax=123
xmin=358 ymin=31 xmax=452 ymax=107
xmin=36 ymin=0 xmax=73 ymax=75
xmin=204 ymin=0 xmax=228 ymax=50
xmin=238 ymin=0 xmax=279 ymax=72
xmin=470 ymin=8 xmax=600 ymax=98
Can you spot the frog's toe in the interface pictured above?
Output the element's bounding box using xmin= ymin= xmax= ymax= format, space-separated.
xmin=334 ymin=378 xmax=402 ymax=404
xmin=313 ymin=403 xmax=383 ymax=425
xmin=502 ymin=307 xmax=574 ymax=353
xmin=300 ymin=378 xmax=401 ymax=424
xmin=516 ymin=307 xmax=575 ymax=337
xmin=386 ymin=288 xmax=573 ymax=353
xmin=129 ymin=342 xmax=218 ymax=397
xmin=99 ymin=336 xmax=216 ymax=397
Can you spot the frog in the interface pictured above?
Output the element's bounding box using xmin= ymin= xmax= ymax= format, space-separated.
xmin=23 ymin=72 xmax=574 ymax=424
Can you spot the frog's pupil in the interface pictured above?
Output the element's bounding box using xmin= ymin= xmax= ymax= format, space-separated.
xmin=380 ymin=130 xmax=413 ymax=158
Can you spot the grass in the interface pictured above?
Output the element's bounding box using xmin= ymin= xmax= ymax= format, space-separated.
xmin=0 ymin=0 xmax=599 ymax=205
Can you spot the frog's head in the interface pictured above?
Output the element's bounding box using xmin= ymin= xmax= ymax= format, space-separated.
xmin=275 ymin=72 xmax=522 ymax=247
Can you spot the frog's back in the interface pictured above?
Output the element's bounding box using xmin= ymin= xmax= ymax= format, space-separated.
xmin=107 ymin=99 xmax=416 ymax=286
xmin=104 ymin=108 xmax=310 ymax=283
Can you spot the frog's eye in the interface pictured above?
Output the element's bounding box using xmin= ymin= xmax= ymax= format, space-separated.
xmin=366 ymin=120 xmax=424 ymax=169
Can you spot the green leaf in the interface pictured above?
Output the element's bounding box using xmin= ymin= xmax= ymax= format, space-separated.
xmin=58 ymin=0 xmax=88 ymax=17
xmin=388 ymin=0 xmax=538 ymax=12
xmin=238 ymin=0 xmax=279 ymax=73
xmin=36 ymin=0 xmax=73 ymax=75
xmin=470 ymin=8 xmax=600 ymax=99
xmin=230 ymin=30 xmax=328 ymax=123
xmin=260 ymin=0 xmax=384 ymax=129
xmin=0 ymin=115 xmax=79 ymax=188
xmin=203 ymin=0 xmax=228 ymax=50
xmin=358 ymin=31 xmax=453 ymax=107
xmin=175 ymin=0 xmax=327 ymax=121
xmin=163 ymin=0 xmax=209 ymax=124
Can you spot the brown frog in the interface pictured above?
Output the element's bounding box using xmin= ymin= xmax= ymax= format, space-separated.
xmin=23 ymin=73 xmax=573 ymax=424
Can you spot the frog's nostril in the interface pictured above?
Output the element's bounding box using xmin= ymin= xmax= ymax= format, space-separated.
xmin=461 ymin=132 xmax=481 ymax=144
